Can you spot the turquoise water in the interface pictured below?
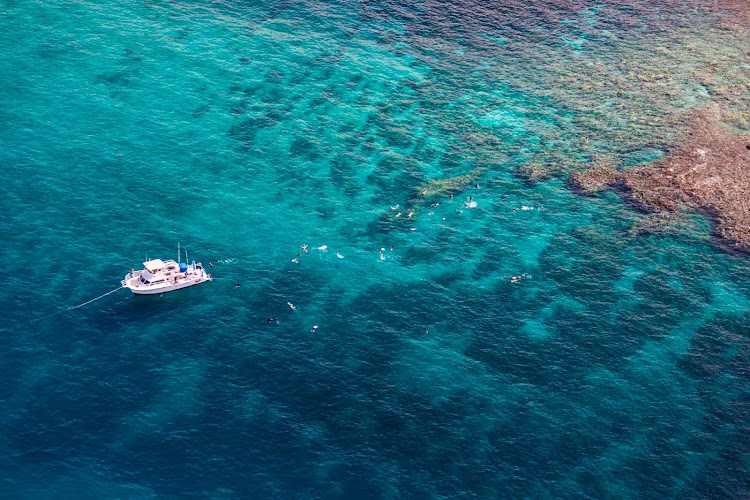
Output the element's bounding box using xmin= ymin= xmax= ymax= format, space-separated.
xmin=2 ymin=0 xmax=750 ymax=497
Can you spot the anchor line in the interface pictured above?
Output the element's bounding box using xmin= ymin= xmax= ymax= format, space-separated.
xmin=67 ymin=286 xmax=126 ymax=310
xmin=24 ymin=285 xmax=126 ymax=325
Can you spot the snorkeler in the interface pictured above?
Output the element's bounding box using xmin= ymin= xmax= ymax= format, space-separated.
xmin=235 ymin=282 xmax=241 ymax=287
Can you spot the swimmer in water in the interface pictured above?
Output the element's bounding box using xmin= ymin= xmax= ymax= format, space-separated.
xmin=456 ymin=210 xmax=463 ymax=214
xmin=286 ymin=301 xmax=296 ymax=310
xmin=301 ymin=244 xmax=308 ymax=253
xmin=419 ymin=190 xmax=427 ymax=196
xmin=336 ymin=252 xmax=344 ymax=259
xmin=291 ymin=258 xmax=299 ymax=264
xmin=395 ymin=212 xmax=402 ymax=218
xmin=449 ymin=193 xmax=453 ymax=200
xmin=208 ymin=262 xmax=212 ymax=268
xmin=475 ymin=183 xmax=479 ymax=189
xmin=390 ymin=246 xmax=393 ymax=251
xmin=431 ymin=203 xmax=440 ymax=208
xmin=407 ymin=212 xmax=413 ymax=218
xmin=267 ymin=316 xmax=274 ymax=324
xmin=391 ymin=204 xmax=399 ymax=210
xmin=311 ymin=325 xmax=318 ymax=333
xmin=428 ymin=212 xmax=434 ymax=215
xmin=235 ymin=282 xmax=241 ymax=287
xmin=423 ymin=326 xmax=429 ymax=334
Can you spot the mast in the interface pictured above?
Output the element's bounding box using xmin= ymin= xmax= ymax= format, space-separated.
xmin=178 ymin=242 xmax=180 ymax=264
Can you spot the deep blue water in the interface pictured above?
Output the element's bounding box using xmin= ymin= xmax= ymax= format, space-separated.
xmin=2 ymin=0 xmax=750 ymax=497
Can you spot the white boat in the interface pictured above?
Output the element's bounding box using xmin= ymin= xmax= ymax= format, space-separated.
xmin=122 ymin=245 xmax=211 ymax=295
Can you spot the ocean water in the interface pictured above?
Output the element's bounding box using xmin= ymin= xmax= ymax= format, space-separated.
xmin=1 ymin=0 xmax=750 ymax=497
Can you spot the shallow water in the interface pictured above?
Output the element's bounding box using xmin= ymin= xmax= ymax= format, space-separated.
xmin=2 ymin=0 xmax=750 ymax=497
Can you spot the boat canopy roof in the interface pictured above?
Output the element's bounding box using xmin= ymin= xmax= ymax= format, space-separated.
xmin=143 ymin=259 xmax=165 ymax=272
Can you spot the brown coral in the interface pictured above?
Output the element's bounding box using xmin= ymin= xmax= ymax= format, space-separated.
xmin=569 ymin=158 xmax=622 ymax=194
xmin=621 ymin=107 xmax=750 ymax=250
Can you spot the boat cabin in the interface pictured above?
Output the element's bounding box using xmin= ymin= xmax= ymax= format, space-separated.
xmin=143 ymin=259 xmax=166 ymax=273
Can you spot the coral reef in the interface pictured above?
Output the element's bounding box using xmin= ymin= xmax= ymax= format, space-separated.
xmin=625 ymin=213 xmax=695 ymax=239
xmin=620 ymin=107 xmax=750 ymax=250
xmin=514 ymin=164 xmax=553 ymax=185
xmin=568 ymin=158 xmax=621 ymax=194
xmin=414 ymin=168 xmax=483 ymax=199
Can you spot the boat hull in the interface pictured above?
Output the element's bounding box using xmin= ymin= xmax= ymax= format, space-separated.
xmin=122 ymin=271 xmax=211 ymax=295
xmin=129 ymin=278 xmax=210 ymax=295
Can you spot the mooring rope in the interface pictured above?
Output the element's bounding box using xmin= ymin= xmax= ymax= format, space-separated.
xmin=67 ymin=286 xmax=126 ymax=310
xmin=22 ymin=285 xmax=126 ymax=325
